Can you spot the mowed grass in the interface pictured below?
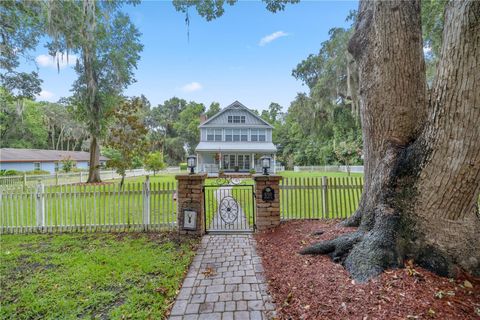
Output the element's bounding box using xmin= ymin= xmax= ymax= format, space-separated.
xmin=0 ymin=232 xmax=199 ymax=319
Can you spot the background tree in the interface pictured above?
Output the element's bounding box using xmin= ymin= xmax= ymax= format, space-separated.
xmin=60 ymin=157 xmax=74 ymax=173
xmin=45 ymin=1 xmax=143 ymax=183
xmin=333 ymin=139 xmax=362 ymax=176
xmin=174 ymin=101 xmax=205 ymax=154
xmin=301 ymin=0 xmax=480 ymax=281
xmin=0 ymin=91 xmax=48 ymax=148
xmin=106 ymin=97 xmax=150 ymax=187
xmin=205 ymin=102 xmax=221 ymax=118
xmin=0 ymin=1 xmax=42 ymax=103
xmin=144 ymin=151 xmax=166 ymax=176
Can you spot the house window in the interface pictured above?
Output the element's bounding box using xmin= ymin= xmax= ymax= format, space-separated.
xmin=233 ymin=129 xmax=240 ymax=141
xmin=215 ymin=129 xmax=222 ymax=141
xmin=207 ymin=129 xmax=223 ymax=141
xmin=258 ymin=129 xmax=266 ymax=141
xmin=241 ymin=129 xmax=248 ymax=141
xmin=207 ymin=129 xmax=214 ymax=141
xmin=34 ymin=162 xmax=41 ymax=171
xmin=251 ymin=129 xmax=258 ymax=141
xmin=244 ymin=155 xmax=250 ymax=169
xmin=250 ymin=129 xmax=266 ymax=142
xmin=225 ymin=129 xmax=233 ymax=141
xmin=227 ymin=115 xmax=246 ymax=123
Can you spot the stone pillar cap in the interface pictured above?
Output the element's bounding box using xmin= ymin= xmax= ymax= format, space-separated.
xmin=252 ymin=174 xmax=283 ymax=180
xmin=175 ymin=173 xmax=208 ymax=180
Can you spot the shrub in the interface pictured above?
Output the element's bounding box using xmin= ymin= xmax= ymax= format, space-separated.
xmin=179 ymin=162 xmax=188 ymax=171
xmin=0 ymin=170 xmax=22 ymax=176
xmin=249 ymin=168 xmax=256 ymax=174
xmin=25 ymin=170 xmax=50 ymax=175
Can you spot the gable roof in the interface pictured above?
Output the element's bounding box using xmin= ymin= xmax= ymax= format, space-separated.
xmin=0 ymin=148 xmax=109 ymax=163
xmin=199 ymin=101 xmax=274 ymax=128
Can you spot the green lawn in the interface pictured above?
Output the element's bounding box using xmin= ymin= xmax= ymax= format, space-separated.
xmin=278 ymin=170 xmax=363 ymax=178
xmin=0 ymin=232 xmax=199 ymax=319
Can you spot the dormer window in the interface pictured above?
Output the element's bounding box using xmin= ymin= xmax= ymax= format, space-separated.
xmin=228 ymin=115 xmax=246 ymax=123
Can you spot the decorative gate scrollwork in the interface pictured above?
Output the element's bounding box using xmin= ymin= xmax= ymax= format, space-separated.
xmin=214 ymin=177 xmax=244 ymax=186
xmin=219 ymin=196 xmax=239 ymax=224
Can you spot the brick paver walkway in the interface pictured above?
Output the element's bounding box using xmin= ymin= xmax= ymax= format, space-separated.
xmin=168 ymin=235 xmax=276 ymax=320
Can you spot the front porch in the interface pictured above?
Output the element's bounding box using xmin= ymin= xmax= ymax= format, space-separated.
xmin=197 ymin=152 xmax=276 ymax=175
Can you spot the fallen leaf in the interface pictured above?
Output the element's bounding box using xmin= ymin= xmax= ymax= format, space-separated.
xmin=463 ymin=280 xmax=473 ymax=288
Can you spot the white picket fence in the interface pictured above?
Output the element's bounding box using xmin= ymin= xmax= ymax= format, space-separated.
xmin=0 ymin=167 xmax=181 ymax=191
xmin=293 ymin=165 xmax=364 ymax=173
xmin=0 ymin=178 xmax=178 ymax=234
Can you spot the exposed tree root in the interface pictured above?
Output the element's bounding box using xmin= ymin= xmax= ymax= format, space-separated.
xmin=300 ymin=231 xmax=363 ymax=263
xmin=341 ymin=209 xmax=362 ymax=227
xmin=301 ymin=212 xmax=458 ymax=282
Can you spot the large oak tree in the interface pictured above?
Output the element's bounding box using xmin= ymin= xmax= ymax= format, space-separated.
xmin=301 ymin=0 xmax=480 ymax=281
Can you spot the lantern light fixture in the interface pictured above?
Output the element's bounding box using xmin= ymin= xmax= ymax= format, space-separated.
xmin=187 ymin=155 xmax=197 ymax=174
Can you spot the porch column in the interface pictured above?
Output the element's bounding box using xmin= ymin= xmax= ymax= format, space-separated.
xmin=219 ymin=152 xmax=222 ymax=170
xmin=196 ymin=153 xmax=200 ymax=173
xmin=273 ymin=154 xmax=276 ymax=174
xmin=251 ymin=153 xmax=255 ymax=171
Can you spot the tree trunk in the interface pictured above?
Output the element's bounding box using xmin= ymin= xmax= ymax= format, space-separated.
xmin=87 ymin=136 xmax=102 ymax=183
xmin=302 ymin=0 xmax=480 ymax=282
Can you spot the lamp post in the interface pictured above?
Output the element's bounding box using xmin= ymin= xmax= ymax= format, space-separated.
xmin=187 ymin=155 xmax=197 ymax=174
xmin=260 ymin=156 xmax=271 ymax=175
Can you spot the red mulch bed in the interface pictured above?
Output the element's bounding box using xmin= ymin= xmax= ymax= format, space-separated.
xmin=255 ymin=220 xmax=480 ymax=320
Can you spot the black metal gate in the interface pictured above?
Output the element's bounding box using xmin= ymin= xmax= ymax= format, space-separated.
xmin=203 ymin=182 xmax=255 ymax=233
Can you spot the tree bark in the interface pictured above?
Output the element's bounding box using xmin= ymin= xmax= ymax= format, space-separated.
xmin=302 ymin=0 xmax=480 ymax=282
xmin=87 ymin=136 xmax=102 ymax=183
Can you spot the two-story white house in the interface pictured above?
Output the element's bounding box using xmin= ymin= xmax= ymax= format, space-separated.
xmin=195 ymin=101 xmax=277 ymax=174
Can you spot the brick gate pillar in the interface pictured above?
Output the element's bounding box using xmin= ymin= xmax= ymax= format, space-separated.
xmin=176 ymin=173 xmax=207 ymax=235
xmin=253 ymin=174 xmax=282 ymax=231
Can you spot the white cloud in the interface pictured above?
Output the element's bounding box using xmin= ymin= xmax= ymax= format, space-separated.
xmin=37 ymin=90 xmax=55 ymax=101
xmin=259 ymin=31 xmax=289 ymax=46
xmin=181 ymin=82 xmax=203 ymax=93
xmin=35 ymin=53 xmax=78 ymax=69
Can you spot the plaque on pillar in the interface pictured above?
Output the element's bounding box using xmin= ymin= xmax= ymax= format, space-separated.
xmin=262 ymin=187 xmax=275 ymax=201
xmin=183 ymin=210 xmax=197 ymax=230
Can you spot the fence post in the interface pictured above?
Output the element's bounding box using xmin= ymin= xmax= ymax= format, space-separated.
xmin=55 ymin=172 xmax=59 ymax=185
xmin=143 ymin=175 xmax=150 ymax=229
xmin=80 ymin=172 xmax=83 ymax=183
xmin=322 ymin=176 xmax=328 ymax=218
xmin=23 ymin=173 xmax=27 ymax=188
xmin=36 ymin=180 xmax=45 ymax=230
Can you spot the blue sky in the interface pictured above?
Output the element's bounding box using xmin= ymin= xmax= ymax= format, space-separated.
xmin=28 ymin=1 xmax=358 ymax=111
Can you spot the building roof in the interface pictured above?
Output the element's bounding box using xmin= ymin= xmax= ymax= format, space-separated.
xmin=195 ymin=142 xmax=277 ymax=153
xmin=0 ymin=148 xmax=108 ymax=163
xmin=199 ymin=101 xmax=274 ymax=128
